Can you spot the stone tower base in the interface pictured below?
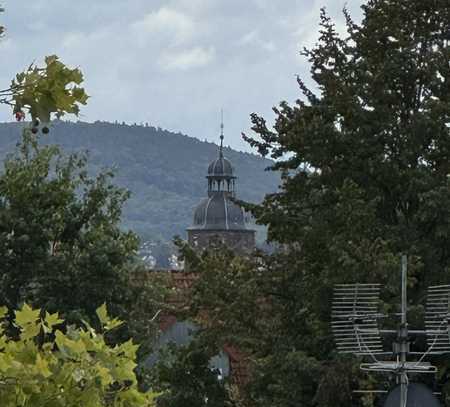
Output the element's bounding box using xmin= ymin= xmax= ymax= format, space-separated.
xmin=188 ymin=229 xmax=255 ymax=254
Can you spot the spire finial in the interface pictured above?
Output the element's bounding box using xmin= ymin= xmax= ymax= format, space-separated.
xmin=219 ymin=109 xmax=224 ymax=157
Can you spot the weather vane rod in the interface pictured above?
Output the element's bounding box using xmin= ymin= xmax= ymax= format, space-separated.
xmin=219 ymin=109 xmax=224 ymax=156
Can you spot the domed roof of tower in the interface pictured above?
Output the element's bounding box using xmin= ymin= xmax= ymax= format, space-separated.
xmin=207 ymin=156 xmax=234 ymax=178
xmin=188 ymin=114 xmax=254 ymax=235
xmin=207 ymin=126 xmax=235 ymax=178
xmin=190 ymin=194 xmax=247 ymax=230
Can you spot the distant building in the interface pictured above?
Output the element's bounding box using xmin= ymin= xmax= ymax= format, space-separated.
xmin=187 ymin=126 xmax=255 ymax=253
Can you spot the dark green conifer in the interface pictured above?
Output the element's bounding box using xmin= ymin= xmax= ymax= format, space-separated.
xmin=182 ymin=1 xmax=450 ymax=406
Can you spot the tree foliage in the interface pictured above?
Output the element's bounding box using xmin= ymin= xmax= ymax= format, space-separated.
xmin=0 ymin=2 xmax=162 ymax=393
xmin=151 ymin=340 xmax=235 ymax=407
xmin=0 ymin=128 xmax=163 ymax=348
xmin=179 ymin=1 xmax=450 ymax=406
xmin=177 ymin=244 xmax=351 ymax=406
xmin=0 ymin=303 xmax=156 ymax=407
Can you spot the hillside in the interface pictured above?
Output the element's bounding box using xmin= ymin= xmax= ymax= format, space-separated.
xmin=0 ymin=121 xmax=279 ymax=250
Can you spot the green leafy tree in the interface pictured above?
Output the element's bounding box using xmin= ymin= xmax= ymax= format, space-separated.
xmin=151 ymin=340 xmax=235 ymax=407
xmin=176 ymin=243 xmax=338 ymax=407
xmin=178 ymin=0 xmax=450 ymax=406
xmin=143 ymin=243 xmax=261 ymax=407
xmin=0 ymin=128 xmax=163 ymax=347
xmin=0 ymin=303 xmax=156 ymax=406
xmin=0 ymin=6 xmax=164 ymax=387
xmin=242 ymin=0 xmax=449 ymax=405
xmin=0 ymin=4 xmax=162 ymax=347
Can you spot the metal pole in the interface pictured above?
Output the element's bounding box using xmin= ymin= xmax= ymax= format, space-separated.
xmin=401 ymin=254 xmax=407 ymax=326
xmin=400 ymin=254 xmax=408 ymax=407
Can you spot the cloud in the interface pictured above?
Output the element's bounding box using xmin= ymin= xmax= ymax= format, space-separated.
xmin=238 ymin=30 xmax=276 ymax=53
xmin=61 ymin=32 xmax=87 ymax=49
xmin=132 ymin=7 xmax=195 ymax=47
xmin=238 ymin=30 xmax=258 ymax=46
xmin=0 ymin=0 xmax=366 ymax=152
xmin=159 ymin=46 xmax=215 ymax=71
xmin=0 ymin=37 xmax=13 ymax=51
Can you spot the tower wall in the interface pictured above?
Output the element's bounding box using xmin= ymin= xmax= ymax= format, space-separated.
xmin=188 ymin=229 xmax=255 ymax=254
xmin=187 ymin=126 xmax=256 ymax=257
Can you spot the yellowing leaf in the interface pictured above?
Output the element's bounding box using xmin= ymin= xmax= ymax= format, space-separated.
xmin=111 ymin=359 xmax=137 ymax=382
xmin=9 ymin=55 xmax=89 ymax=123
xmin=96 ymin=365 xmax=113 ymax=386
xmin=44 ymin=311 xmax=64 ymax=329
xmin=35 ymin=353 xmax=52 ymax=378
xmin=15 ymin=304 xmax=40 ymax=329
xmin=105 ymin=317 xmax=123 ymax=332
xmin=96 ymin=303 xmax=124 ymax=331
xmin=118 ymin=339 xmax=139 ymax=359
xmin=96 ymin=303 xmax=108 ymax=326
xmin=20 ymin=321 xmax=41 ymax=342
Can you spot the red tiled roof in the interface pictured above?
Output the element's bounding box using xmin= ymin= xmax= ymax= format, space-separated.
xmin=223 ymin=345 xmax=249 ymax=386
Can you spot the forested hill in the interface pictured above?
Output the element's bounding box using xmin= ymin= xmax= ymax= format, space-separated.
xmin=0 ymin=121 xmax=279 ymax=243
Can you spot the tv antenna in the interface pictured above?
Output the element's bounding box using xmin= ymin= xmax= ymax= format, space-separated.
xmin=332 ymin=255 xmax=447 ymax=407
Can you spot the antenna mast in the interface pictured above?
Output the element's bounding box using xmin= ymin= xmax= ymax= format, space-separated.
xmin=399 ymin=255 xmax=408 ymax=407
xmin=332 ymin=254 xmax=448 ymax=407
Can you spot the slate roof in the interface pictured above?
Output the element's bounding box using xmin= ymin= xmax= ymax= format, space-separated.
xmin=188 ymin=192 xmax=248 ymax=231
xmin=207 ymin=156 xmax=235 ymax=178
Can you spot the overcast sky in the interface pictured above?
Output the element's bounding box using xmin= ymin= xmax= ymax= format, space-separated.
xmin=0 ymin=0 xmax=364 ymax=152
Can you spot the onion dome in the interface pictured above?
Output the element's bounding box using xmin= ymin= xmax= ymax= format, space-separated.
xmin=207 ymin=156 xmax=234 ymax=178
xmin=207 ymin=125 xmax=236 ymax=179
xmin=188 ymin=116 xmax=251 ymax=232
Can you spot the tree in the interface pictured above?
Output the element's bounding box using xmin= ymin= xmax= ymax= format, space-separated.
xmin=0 ymin=4 xmax=163 ymax=350
xmin=151 ymin=340 xmax=236 ymax=407
xmin=0 ymin=127 xmax=164 ymax=349
xmin=0 ymin=303 xmax=156 ymax=406
xmin=178 ymin=1 xmax=450 ymax=406
xmin=242 ymin=0 xmax=450 ymax=405
xmin=176 ymin=243 xmax=337 ymax=407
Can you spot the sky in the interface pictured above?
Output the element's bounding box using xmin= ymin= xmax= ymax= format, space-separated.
xmin=0 ymin=0 xmax=364 ymax=152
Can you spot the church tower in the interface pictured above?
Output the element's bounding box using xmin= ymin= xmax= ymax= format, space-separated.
xmin=187 ymin=119 xmax=255 ymax=253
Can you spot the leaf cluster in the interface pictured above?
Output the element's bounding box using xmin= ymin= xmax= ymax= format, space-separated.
xmin=0 ymin=303 xmax=156 ymax=406
xmin=7 ymin=55 xmax=88 ymax=122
